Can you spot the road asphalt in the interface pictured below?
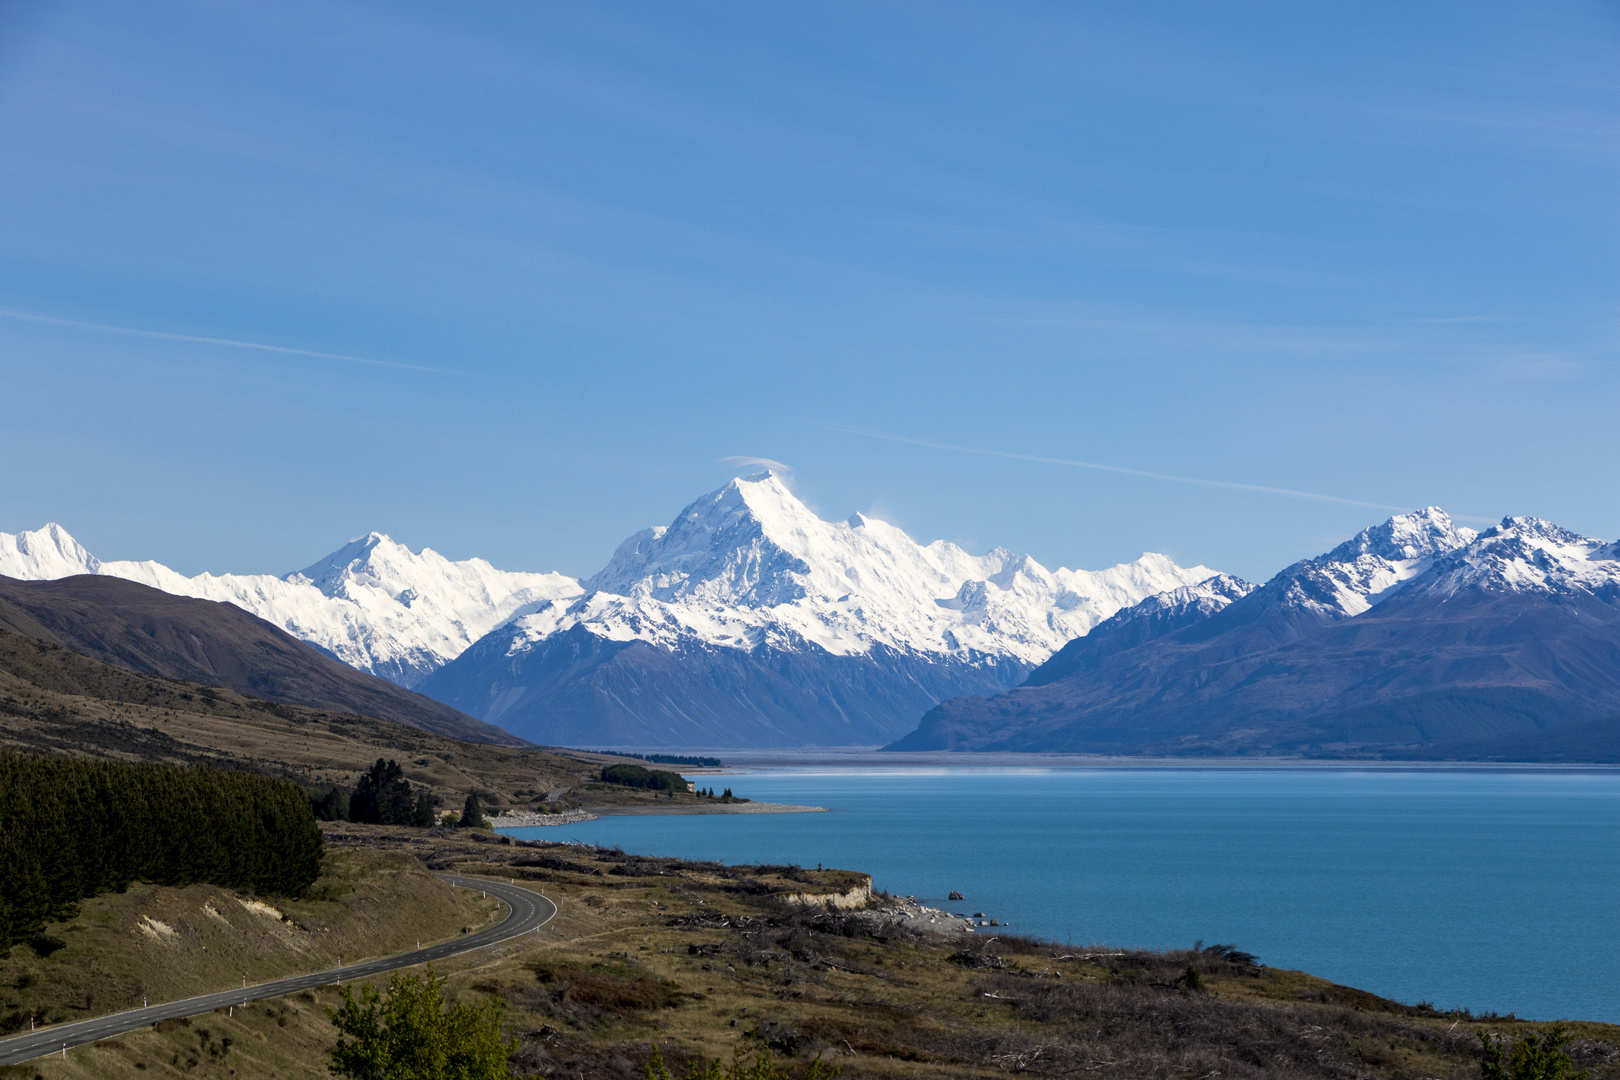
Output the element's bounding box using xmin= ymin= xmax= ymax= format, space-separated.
xmin=0 ymin=874 xmax=557 ymax=1067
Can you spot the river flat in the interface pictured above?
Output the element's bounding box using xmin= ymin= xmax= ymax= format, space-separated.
xmin=504 ymin=765 xmax=1620 ymax=1022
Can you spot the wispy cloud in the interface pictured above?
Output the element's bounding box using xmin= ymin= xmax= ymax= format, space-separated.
xmin=0 ymin=308 xmax=450 ymax=374
xmin=719 ymin=455 xmax=793 ymax=474
xmin=1406 ymin=314 xmax=1518 ymax=325
xmin=830 ymin=424 xmax=1496 ymax=523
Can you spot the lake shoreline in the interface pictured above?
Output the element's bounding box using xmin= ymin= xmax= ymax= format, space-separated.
xmin=491 ymin=800 xmax=827 ymax=828
xmin=620 ymin=748 xmax=1620 ymax=772
xmin=505 ymin=764 xmax=1620 ymax=1022
xmin=583 ymin=799 xmax=827 ymax=816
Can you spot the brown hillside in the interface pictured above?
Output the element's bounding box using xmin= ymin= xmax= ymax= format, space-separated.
xmin=0 ymin=627 xmax=600 ymax=812
xmin=0 ymin=573 xmax=520 ymax=745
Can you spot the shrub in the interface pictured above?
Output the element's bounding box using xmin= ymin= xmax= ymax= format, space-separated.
xmin=1481 ymin=1025 xmax=1590 ymax=1080
xmin=329 ymin=965 xmax=514 ymax=1080
xmin=412 ymin=792 xmax=435 ymax=828
xmin=527 ymin=958 xmax=682 ymax=1026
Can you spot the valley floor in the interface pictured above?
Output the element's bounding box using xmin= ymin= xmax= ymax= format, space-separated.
xmin=6 ymin=825 xmax=1620 ymax=1079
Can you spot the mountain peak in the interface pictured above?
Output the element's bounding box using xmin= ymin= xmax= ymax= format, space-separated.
xmin=1322 ymin=507 xmax=1476 ymax=565
xmin=291 ymin=531 xmax=406 ymax=593
xmin=1486 ymin=516 xmax=1588 ymax=547
xmin=582 ymin=473 xmax=819 ymax=605
xmin=731 ymin=471 xmax=818 ymax=523
xmin=575 ymin=474 xmax=1218 ymax=663
xmin=1402 ymin=515 xmax=1619 ymax=601
xmin=0 ymin=522 xmax=102 ymax=579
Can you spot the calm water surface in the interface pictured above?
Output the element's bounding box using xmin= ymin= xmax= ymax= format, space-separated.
xmin=505 ymin=767 xmax=1620 ymax=1022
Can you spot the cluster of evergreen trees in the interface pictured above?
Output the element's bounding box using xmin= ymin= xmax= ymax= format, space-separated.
xmin=310 ymin=759 xmax=437 ymax=827
xmin=599 ymin=763 xmax=689 ymax=793
xmin=0 ymin=752 xmax=324 ymax=951
xmin=627 ymin=753 xmax=722 ymax=768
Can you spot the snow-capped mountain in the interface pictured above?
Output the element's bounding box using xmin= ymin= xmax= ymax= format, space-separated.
xmin=1023 ymin=572 xmax=1256 ymax=688
xmin=1261 ymin=506 xmax=1477 ymax=622
xmin=0 ymin=524 xmax=580 ymax=687
xmin=4 ymin=472 xmax=1218 ymax=746
xmin=892 ymin=508 xmax=1620 ymax=757
xmin=1405 ymin=516 xmax=1620 ymax=602
xmin=420 ymin=472 xmax=1218 ymax=746
xmin=0 ymin=522 xmax=103 ymax=579
xmin=1099 ymin=571 xmax=1257 ymax=628
xmin=507 ymin=472 xmax=1211 ymax=664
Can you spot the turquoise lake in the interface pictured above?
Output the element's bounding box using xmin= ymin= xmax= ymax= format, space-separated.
xmin=503 ymin=766 xmax=1620 ymax=1022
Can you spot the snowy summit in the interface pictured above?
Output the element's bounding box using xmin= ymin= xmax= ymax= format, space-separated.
xmin=504 ymin=471 xmax=1214 ymax=666
xmin=1 ymin=472 xmax=1220 ymax=746
xmin=0 ymin=523 xmax=578 ymax=687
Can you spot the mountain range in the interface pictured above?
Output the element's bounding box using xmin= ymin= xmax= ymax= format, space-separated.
xmin=1 ymin=472 xmax=1213 ymax=747
xmin=0 ymin=522 xmax=577 ymax=688
xmin=12 ymin=482 xmax=1618 ymax=758
xmin=419 ymin=473 xmax=1214 ymax=746
xmin=891 ymin=509 xmax=1620 ymax=759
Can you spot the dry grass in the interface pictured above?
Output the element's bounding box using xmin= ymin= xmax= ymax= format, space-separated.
xmin=9 ymin=830 xmax=1620 ymax=1080
xmin=0 ymin=632 xmax=720 ymax=814
xmin=0 ymin=846 xmax=501 ymax=1042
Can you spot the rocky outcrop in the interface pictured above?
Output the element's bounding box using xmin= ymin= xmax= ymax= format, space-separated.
xmin=781 ymin=876 xmax=874 ymax=910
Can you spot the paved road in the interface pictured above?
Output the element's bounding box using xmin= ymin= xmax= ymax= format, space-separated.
xmin=0 ymin=874 xmax=556 ymax=1067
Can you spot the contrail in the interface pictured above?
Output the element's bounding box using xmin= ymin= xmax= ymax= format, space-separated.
xmin=830 ymin=424 xmax=1495 ymax=522
xmin=0 ymin=308 xmax=450 ymax=374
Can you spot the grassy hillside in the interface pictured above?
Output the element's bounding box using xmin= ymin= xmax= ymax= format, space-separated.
xmin=10 ymin=828 xmax=1619 ymax=1080
xmin=0 ymin=845 xmax=500 ymax=1040
xmin=0 ymin=629 xmax=695 ymax=814
xmin=0 ymin=575 xmax=516 ymax=746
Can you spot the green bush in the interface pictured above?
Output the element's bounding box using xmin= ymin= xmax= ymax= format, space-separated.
xmin=329 ymin=965 xmax=514 ymax=1080
xmin=1481 ymin=1024 xmax=1590 ymax=1080
xmin=312 ymin=763 xmax=434 ymax=826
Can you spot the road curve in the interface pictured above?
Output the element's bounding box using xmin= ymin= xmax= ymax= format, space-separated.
xmin=0 ymin=874 xmax=556 ymax=1067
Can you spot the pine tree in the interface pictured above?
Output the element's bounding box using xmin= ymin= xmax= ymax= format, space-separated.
xmin=350 ymin=759 xmax=417 ymax=825
xmin=412 ymin=792 xmax=435 ymax=828
xmin=310 ymin=786 xmax=347 ymax=821
xmin=459 ymin=793 xmax=484 ymax=828
xmin=0 ymin=751 xmax=323 ymax=949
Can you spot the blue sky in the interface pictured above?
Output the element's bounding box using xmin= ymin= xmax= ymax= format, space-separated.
xmin=1 ymin=1 xmax=1617 ymax=582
